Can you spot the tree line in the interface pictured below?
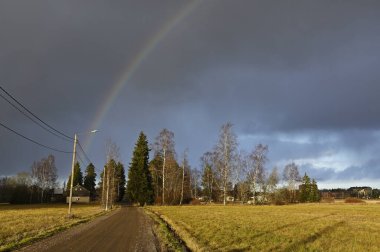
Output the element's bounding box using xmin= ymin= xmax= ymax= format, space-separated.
xmin=126 ymin=123 xmax=321 ymax=206
xmin=0 ymin=154 xmax=58 ymax=204
xmin=1 ymin=122 xmax=320 ymax=206
xmin=0 ymin=147 xmax=127 ymax=207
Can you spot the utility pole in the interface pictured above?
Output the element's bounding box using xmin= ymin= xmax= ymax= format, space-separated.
xmin=68 ymin=134 xmax=77 ymax=217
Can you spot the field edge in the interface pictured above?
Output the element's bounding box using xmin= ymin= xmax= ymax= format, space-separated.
xmin=0 ymin=206 xmax=118 ymax=252
xmin=144 ymin=207 xmax=203 ymax=252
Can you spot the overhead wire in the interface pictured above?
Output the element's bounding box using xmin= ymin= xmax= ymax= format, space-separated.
xmin=76 ymin=153 xmax=85 ymax=166
xmin=77 ymin=141 xmax=93 ymax=164
xmin=0 ymin=85 xmax=73 ymax=140
xmin=0 ymin=121 xmax=72 ymax=154
xmin=76 ymin=151 xmax=103 ymax=177
xmin=0 ymin=85 xmax=102 ymax=178
xmin=0 ymin=92 xmax=71 ymax=142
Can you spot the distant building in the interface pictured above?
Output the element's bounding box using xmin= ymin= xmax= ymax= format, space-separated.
xmin=226 ymin=196 xmax=235 ymax=202
xmin=66 ymin=184 xmax=90 ymax=203
xmin=247 ymin=195 xmax=267 ymax=204
xmin=51 ymin=188 xmax=64 ymax=202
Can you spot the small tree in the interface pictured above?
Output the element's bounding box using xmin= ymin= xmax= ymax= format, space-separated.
xmin=310 ymin=179 xmax=320 ymax=202
xmin=115 ymin=162 xmax=126 ymax=202
xmin=66 ymin=162 xmax=83 ymax=192
xmin=201 ymin=152 xmax=217 ymax=203
xmin=247 ymin=144 xmax=268 ymax=204
xmin=32 ymin=154 xmax=58 ymax=203
xmin=299 ymin=173 xmax=311 ymax=203
xmin=283 ymin=162 xmax=300 ymax=203
xmin=266 ymin=167 xmax=279 ymax=203
xmin=83 ymin=163 xmax=97 ymax=200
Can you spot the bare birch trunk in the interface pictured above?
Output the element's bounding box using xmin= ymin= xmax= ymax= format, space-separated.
xmin=180 ymin=160 xmax=184 ymax=205
xmin=162 ymin=148 xmax=166 ymax=205
xmin=102 ymin=166 xmax=106 ymax=209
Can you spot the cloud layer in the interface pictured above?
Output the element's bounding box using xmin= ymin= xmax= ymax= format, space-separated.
xmin=1 ymin=1 xmax=380 ymax=188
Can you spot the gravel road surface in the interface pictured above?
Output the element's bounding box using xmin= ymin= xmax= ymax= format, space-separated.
xmin=18 ymin=206 xmax=158 ymax=252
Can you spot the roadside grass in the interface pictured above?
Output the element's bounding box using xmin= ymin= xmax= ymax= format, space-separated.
xmin=0 ymin=204 xmax=107 ymax=251
xmin=144 ymin=209 xmax=184 ymax=252
xmin=147 ymin=204 xmax=380 ymax=251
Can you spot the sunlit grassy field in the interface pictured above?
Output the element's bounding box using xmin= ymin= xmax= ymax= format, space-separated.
xmin=147 ymin=204 xmax=380 ymax=251
xmin=0 ymin=204 xmax=104 ymax=251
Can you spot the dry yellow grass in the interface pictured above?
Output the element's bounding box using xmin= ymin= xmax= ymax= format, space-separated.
xmin=147 ymin=204 xmax=380 ymax=251
xmin=0 ymin=204 xmax=105 ymax=251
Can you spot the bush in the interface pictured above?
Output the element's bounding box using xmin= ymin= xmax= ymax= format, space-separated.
xmin=190 ymin=199 xmax=201 ymax=205
xmin=155 ymin=196 xmax=162 ymax=205
xmin=321 ymin=197 xmax=335 ymax=203
xmin=345 ymin=197 xmax=365 ymax=203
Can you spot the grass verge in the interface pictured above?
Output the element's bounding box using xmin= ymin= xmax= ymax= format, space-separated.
xmin=144 ymin=208 xmax=185 ymax=252
xmin=0 ymin=204 xmax=115 ymax=252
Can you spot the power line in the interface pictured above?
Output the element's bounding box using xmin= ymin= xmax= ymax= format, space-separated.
xmin=76 ymin=153 xmax=85 ymax=166
xmin=0 ymin=85 xmax=73 ymax=140
xmin=0 ymin=121 xmax=72 ymax=154
xmin=0 ymin=92 xmax=71 ymax=142
xmin=77 ymin=141 xmax=93 ymax=164
xmin=76 ymin=151 xmax=102 ymax=176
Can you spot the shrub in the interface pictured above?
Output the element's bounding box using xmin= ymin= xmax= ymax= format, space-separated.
xmin=345 ymin=197 xmax=365 ymax=203
xmin=190 ymin=199 xmax=201 ymax=205
xmin=321 ymin=197 xmax=335 ymax=203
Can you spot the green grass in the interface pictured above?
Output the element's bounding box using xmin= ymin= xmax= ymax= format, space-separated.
xmin=147 ymin=204 xmax=380 ymax=251
xmin=0 ymin=204 xmax=106 ymax=251
xmin=144 ymin=209 xmax=184 ymax=252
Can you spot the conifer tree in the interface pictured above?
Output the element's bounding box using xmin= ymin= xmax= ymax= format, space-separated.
xmin=300 ymin=173 xmax=311 ymax=202
xmin=299 ymin=173 xmax=320 ymax=202
xmin=66 ymin=162 xmax=83 ymax=192
xmin=127 ymin=132 xmax=154 ymax=206
xmin=310 ymin=179 xmax=320 ymax=202
xmin=115 ymin=162 xmax=126 ymax=202
xmin=84 ymin=163 xmax=97 ymax=199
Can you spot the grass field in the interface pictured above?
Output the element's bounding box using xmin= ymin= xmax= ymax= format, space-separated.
xmin=147 ymin=203 xmax=380 ymax=251
xmin=0 ymin=204 xmax=105 ymax=251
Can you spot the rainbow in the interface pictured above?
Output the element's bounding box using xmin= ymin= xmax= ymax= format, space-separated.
xmin=83 ymin=1 xmax=201 ymax=152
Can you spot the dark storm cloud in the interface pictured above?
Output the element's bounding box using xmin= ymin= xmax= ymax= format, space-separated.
xmin=1 ymin=0 xmax=380 ymax=187
xmin=131 ymin=0 xmax=380 ymax=133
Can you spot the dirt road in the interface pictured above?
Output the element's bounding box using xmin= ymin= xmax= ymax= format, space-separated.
xmin=18 ymin=207 xmax=158 ymax=252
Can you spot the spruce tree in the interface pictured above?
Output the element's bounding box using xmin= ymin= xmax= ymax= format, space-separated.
xmin=84 ymin=163 xmax=97 ymax=199
xmin=66 ymin=162 xmax=83 ymax=192
xmin=310 ymin=179 xmax=320 ymax=202
xmin=127 ymin=132 xmax=154 ymax=205
xmin=115 ymin=162 xmax=126 ymax=202
xmin=300 ymin=173 xmax=311 ymax=202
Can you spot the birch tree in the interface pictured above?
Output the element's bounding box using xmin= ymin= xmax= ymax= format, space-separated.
xmin=201 ymin=151 xmax=217 ymax=202
xmin=101 ymin=140 xmax=120 ymax=210
xmin=283 ymin=162 xmax=301 ymax=203
xmin=266 ymin=167 xmax=279 ymax=203
xmin=31 ymin=154 xmax=57 ymax=203
xmin=247 ymin=144 xmax=268 ymax=204
xmin=215 ymin=123 xmax=238 ymax=205
xmin=180 ymin=149 xmax=190 ymax=205
xmin=154 ymin=129 xmax=175 ymax=205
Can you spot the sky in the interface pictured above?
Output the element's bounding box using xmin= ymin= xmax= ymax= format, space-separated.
xmin=1 ymin=0 xmax=380 ymax=189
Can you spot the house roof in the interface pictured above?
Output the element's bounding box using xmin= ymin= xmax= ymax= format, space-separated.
xmin=72 ymin=184 xmax=90 ymax=197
